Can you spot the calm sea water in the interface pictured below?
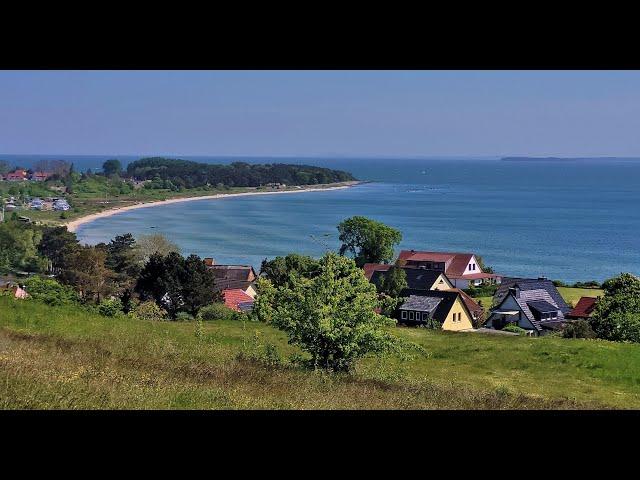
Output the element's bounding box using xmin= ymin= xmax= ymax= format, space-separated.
xmin=4 ymin=155 xmax=638 ymax=282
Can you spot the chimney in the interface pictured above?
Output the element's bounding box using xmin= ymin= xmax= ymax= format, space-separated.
xmin=509 ymin=286 xmax=520 ymax=299
xmin=538 ymin=276 xmax=547 ymax=281
xmin=204 ymin=257 xmax=215 ymax=267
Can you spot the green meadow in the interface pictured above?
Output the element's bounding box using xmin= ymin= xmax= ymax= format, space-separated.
xmin=1 ymin=296 xmax=638 ymax=409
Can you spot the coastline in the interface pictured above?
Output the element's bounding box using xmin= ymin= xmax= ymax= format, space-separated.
xmin=66 ymin=181 xmax=360 ymax=233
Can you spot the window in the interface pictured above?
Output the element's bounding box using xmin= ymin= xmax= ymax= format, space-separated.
xmin=409 ymin=311 xmax=414 ymax=320
xmin=401 ymin=311 xmax=407 ymax=320
xmin=458 ymin=312 xmax=462 ymax=321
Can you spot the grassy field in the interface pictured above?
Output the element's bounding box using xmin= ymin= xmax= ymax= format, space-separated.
xmin=558 ymin=287 xmax=603 ymax=306
xmin=2 ymin=296 xmax=638 ymax=409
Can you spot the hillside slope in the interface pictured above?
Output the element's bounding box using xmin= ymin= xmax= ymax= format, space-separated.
xmin=1 ymin=297 xmax=638 ymax=409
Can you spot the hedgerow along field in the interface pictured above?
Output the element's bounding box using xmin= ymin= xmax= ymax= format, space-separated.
xmin=1 ymin=296 xmax=638 ymax=409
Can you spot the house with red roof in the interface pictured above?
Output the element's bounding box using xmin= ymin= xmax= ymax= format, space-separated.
xmin=223 ymin=288 xmax=255 ymax=312
xmin=30 ymin=171 xmax=52 ymax=181
xmin=566 ymin=296 xmax=598 ymax=320
xmin=397 ymin=250 xmax=502 ymax=289
xmin=5 ymin=169 xmax=28 ymax=181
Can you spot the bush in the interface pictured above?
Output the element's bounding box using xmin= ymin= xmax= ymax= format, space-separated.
xmin=562 ymin=320 xmax=596 ymax=339
xmin=502 ymin=324 xmax=527 ymax=335
xmin=553 ymin=280 xmax=569 ymax=288
xmin=175 ymin=311 xmax=194 ymax=321
xmin=131 ymin=300 xmax=167 ymax=321
xmin=23 ymin=276 xmax=79 ymax=306
xmin=98 ymin=298 xmax=123 ymax=317
xmin=197 ymin=302 xmax=237 ymax=321
xmin=464 ymin=283 xmax=498 ymax=298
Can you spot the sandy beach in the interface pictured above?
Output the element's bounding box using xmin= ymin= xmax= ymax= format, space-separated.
xmin=66 ymin=182 xmax=359 ymax=233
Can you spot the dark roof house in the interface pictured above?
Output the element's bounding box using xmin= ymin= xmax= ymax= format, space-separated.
xmin=494 ymin=277 xmax=571 ymax=313
xmin=397 ymin=288 xmax=475 ymax=331
xmin=205 ymin=258 xmax=257 ymax=292
xmin=487 ymin=278 xmax=572 ymax=335
xmin=370 ymin=268 xmax=452 ymax=291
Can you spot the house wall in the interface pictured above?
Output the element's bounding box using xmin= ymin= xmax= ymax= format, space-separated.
xmin=441 ymin=296 xmax=474 ymax=331
xmin=486 ymin=294 xmax=537 ymax=332
xmin=430 ymin=274 xmax=453 ymax=291
xmin=451 ymin=278 xmax=470 ymax=289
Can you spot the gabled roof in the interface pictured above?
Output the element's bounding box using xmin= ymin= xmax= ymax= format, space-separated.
xmin=399 ymin=288 xmax=472 ymax=324
xmin=451 ymin=288 xmax=484 ymax=317
xmin=398 ymin=250 xmax=475 ymax=277
xmin=494 ymin=288 xmax=566 ymax=332
xmin=370 ymin=267 xmax=448 ymax=291
xmin=399 ymin=295 xmax=442 ymax=313
xmin=567 ymin=296 xmax=598 ymax=319
xmin=363 ymin=263 xmax=391 ymax=280
xmin=495 ymin=277 xmax=571 ymax=313
xmin=223 ymin=289 xmax=254 ymax=312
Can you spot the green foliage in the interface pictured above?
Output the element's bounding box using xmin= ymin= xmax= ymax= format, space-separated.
xmin=502 ymin=324 xmax=527 ymax=334
xmin=573 ymin=280 xmax=601 ymax=289
xmin=135 ymin=252 xmax=218 ymax=318
xmin=590 ymin=273 xmax=640 ymax=342
xmin=374 ymin=264 xmax=407 ymax=297
xmin=259 ymin=254 xmax=321 ymax=288
xmin=254 ymin=252 xmax=398 ymax=372
xmin=562 ymin=320 xmax=596 ymax=339
xmin=23 ymin=276 xmax=79 ymax=306
xmin=131 ymin=300 xmax=167 ymax=321
xmin=102 ymin=159 xmax=122 ymax=176
xmin=0 ymin=221 xmax=46 ymax=274
xmin=126 ymin=157 xmax=355 ymax=189
xmin=37 ymin=226 xmax=79 ymax=272
xmin=475 ymin=255 xmax=494 ymax=274
xmin=133 ymin=234 xmax=180 ymax=264
xmin=176 ymin=312 xmax=194 ymax=321
xmin=337 ymin=216 xmax=402 ymax=267
xmin=97 ymin=298 xmax=124 ymax=317
xmin=197 ymin=303 xmax=237 ymax=321
xmin=464 ymin=283 xmax=498 ymax=298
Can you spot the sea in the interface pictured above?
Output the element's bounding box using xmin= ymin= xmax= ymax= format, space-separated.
xmin=2 ymin=154 xmax=639 ymax=283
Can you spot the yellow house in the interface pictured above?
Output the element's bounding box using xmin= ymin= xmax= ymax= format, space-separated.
xmin=397 ymin=289 xmax=474 ymax=331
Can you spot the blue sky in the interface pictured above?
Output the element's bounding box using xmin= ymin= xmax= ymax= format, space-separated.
xmin=1 ymin=70 xmax=639 ymax=157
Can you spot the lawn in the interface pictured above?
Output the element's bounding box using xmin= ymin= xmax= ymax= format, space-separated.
xmin=557 ymin=287 xmax=603 ymax=307
xmin=1 ymin=296 xmax=638 ymax=409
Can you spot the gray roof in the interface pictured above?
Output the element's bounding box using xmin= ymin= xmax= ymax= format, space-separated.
xmin=399 ymin=295 xmax=442 ymax=313
xmin=495 ymin=277 xmax=571 ymax=313
xmin=510 ymin=289 xmax=566 ymax=331
xmin=527 ymin=300 xmax=558 ymax=314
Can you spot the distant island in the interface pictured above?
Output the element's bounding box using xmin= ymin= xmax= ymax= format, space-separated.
xmin=501 ymin=156 xmax=640 ymax=162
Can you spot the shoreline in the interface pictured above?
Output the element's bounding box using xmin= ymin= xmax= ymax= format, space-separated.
xmin=66 ymin=181 xmax=361 ymax=233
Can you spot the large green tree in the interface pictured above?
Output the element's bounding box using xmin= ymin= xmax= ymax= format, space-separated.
xmin=590 ymin=273 xmax=640 ymax=342
xmin=253 ymin=252 xmax=397 ymax=372
xmin=102 ymin=159 xmax=122 ymax=176
xmin=135 ymin=252 xmax=218 ymax=318
xmin=57 ymin=245 xmax=116 ymax=303
xmin=337 ymin=216 xmax=402 ymax=267
xmin=260 ymin=253 xmax=321 ymax=289
xmin=37 ymin=226 xmax=79 ymax=273
xmin=374 ymin=264 xmax=408 ymax=298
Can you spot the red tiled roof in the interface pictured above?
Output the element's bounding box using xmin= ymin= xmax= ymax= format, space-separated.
xmin=398 ymin=250 xmax=475 ymax=277
xmin=567 ymin=296 xmax=597 ymax=319
xmin=451 ymin=288 xmax=484 ymax=316
xmin=223 ymin=289 xmax=254 ymax=312
xmin=362 ymin=263 xmax=391 ymax=280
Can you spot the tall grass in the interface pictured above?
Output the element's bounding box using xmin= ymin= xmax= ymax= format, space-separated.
xmin=1 ymin=296 xmax=637 ymax=409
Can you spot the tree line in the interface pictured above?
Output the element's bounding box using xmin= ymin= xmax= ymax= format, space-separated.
xmin=125 ymin=157 xmax=356 ymax=189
